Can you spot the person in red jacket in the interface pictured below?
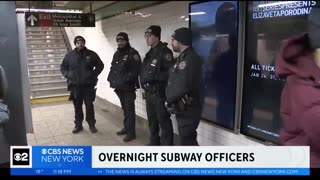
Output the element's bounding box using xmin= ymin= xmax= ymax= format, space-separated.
xmin=275 ymin=9 xmax=320 ymax=168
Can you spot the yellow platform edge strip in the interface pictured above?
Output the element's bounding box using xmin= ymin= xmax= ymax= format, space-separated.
xmin=30 ymin=96 xmax=69 ymax=104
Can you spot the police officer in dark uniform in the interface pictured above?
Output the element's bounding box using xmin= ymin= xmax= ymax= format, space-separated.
xmin=166 ymin=27 xmax=203 ymax=146
xmin=107 ymin=32 xmax=142 ymax=142
xmin=60 ymin=36 xmax=104 ymax=134
xmin=140 ymin=25 xmax=175 ymax=146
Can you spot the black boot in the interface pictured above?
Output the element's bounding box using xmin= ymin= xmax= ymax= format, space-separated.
xmin=116 ymin=129 xmax=127 ymax=136
xmin=123 ymin=135 xmax=136 ymax=142
xmin=89 ymin=126 xmax=98 ymax=133
xmin=72 ymin=126 xmax=83 ymax=134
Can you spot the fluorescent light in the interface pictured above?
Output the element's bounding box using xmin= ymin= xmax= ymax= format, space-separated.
xmin=216 ymin=34 xmax=229 ymax=38
xmin=142 ymin=14 xmax=151 ymax=18
xmin=180 ymin=15 xmax=185 ymax=19
xmin=16 ymin=8 xmax=83 ymax=13
xmin=189 ymin=12 xmax=206 ymax=16
xmin=258 ymin=1 xmax=296 ymax=8
xmin=125 ymin=11 xmax=151 ymax=18
xmin=185 ymin=18 xmax=189 ymax=21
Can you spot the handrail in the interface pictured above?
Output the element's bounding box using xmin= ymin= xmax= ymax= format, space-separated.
xmin=60 ymin=27 xmax=72 ymax=52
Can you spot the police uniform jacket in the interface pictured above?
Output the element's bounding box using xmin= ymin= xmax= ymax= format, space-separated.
xmin=60 ymin=47 xmax=104 ymax=86
xmin=140 ymin=42 xmax=174 ymax=90
xmin=107 ymin=45 xmax=142 ymax=91
xmin=166 ymin=47 xmax=202 ymax=104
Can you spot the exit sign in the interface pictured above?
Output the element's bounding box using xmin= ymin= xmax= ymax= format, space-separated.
xmin=25 ymin=12 xmax=95 ymax=27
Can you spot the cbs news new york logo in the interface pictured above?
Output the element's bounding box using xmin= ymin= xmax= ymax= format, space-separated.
xmin=10 ymin=146 xmax=32 ymax=168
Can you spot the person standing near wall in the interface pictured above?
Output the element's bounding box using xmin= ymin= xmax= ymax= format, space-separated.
xmin=140 ymin=25 xmax=175 ymax=146
xmin=107 ymin=32 xmax=142 ymax=142
xmin=166 ymin=27 xmax=203 ymax=146
xmin=60 ymin=36 xmax=104 ymax=134
xmin=275 ymin=8 xmax=320 ymax=168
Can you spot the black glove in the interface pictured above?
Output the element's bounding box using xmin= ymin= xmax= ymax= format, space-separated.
xmin=143 ymin=83 xmax=152 ymax=91
xmin=68 ymin=89 xmax=75 ymax=101
xmin=166 ymin=103 xmax=178 ymax=114
xmin=92 ymin=87 xmax=97 ymax=102
xmin=67 ymin=80 xmax=72 ymax=91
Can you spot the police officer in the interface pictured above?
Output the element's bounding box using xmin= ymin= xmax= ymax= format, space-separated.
xmin=140 ymin=25 xmax=175 ymax=146
xmin=166 ymin=27 xmax=203 ymax=146
xmin=60 ymin=36 xmax=104 ymax=134
xmin=107 ymin=32 xmax=142 ymax=142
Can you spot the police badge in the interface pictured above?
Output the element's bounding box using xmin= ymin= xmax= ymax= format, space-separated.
xmin=152 ymin=59 xmax=158 ymax=64
xmin=123 ymin=55 xmax=128 ymax=61
xmin=151 ymin=59 xmax=158 ymax=67
xmin=178 ymin=61 xmax=186 ymax=70
xmin=86 ymin=56 xmax=91 ymax=63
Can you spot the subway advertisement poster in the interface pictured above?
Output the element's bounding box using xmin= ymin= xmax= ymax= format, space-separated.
xmin=240 ymin=1 xmax=320 ymax=144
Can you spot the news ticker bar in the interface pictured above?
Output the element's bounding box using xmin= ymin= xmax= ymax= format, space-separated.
xmin=11 ymin=168 xmax=309 ymax=176
xmin=10 ymin=146 xmax=310 ymax=176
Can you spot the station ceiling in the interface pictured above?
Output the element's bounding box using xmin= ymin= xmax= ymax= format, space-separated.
xmin=15 ymin=1 xmax=168 ymax=21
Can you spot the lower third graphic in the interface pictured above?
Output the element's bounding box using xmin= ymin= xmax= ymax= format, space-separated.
xmin=10 ymin=146 xmax=32 ymax=168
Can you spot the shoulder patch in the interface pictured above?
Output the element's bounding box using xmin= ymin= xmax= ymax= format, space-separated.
xmin=165 ymin=53 xmax=173 ymax=62
xmin=133 ymin=54 xmax=140 ymax=61
xmin=178 ymin=61 xmax=187 ymax=70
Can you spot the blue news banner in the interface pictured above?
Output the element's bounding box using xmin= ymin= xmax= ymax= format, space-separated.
xmin=10 ymin=146 xmax=309 ymax=176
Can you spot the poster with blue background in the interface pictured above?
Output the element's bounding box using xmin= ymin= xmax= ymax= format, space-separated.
xmin=190 ymin=1 xmax=238 ymax=129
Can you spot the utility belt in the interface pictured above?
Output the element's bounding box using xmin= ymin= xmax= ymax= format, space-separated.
xmin=166 ymin=94 xmax=198 ymax=114
xmin=143 ymin=82 xmax=166 ymax=93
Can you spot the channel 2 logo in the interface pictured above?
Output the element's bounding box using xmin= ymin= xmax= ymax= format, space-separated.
xmin=10 ymin=146 xmax=32 ymax=168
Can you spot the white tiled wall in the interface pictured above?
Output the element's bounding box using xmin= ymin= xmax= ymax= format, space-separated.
xmin=65 ymin=1 xmax=265 ymax=146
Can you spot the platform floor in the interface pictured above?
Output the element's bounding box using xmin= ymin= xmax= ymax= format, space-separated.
xmin=27 ymin=101 xmax=149 ymax=146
